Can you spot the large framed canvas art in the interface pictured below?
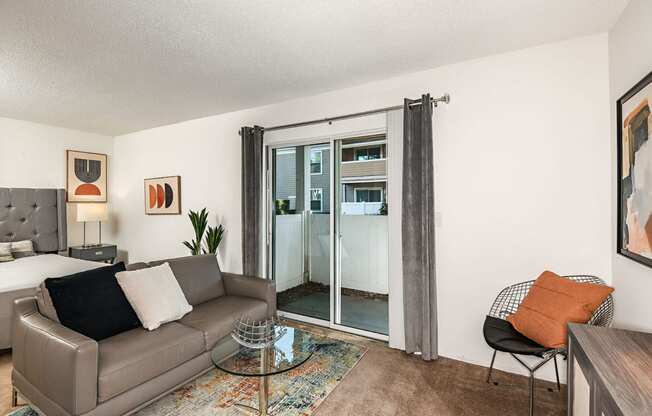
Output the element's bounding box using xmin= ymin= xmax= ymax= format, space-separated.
xmin=66 ymin=150 xmax=108 ymax=202
xmin=144 ymin=176 xmax=181 ymax=215
xmin=617 ymin=70 xmax=652 ymax=268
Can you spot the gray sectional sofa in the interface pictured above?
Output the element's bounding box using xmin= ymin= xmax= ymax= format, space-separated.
xmin=11 ymin=254 xmax=276 ymax=416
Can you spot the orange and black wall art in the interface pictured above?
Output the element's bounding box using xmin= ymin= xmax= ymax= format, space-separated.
xmin=66 ymin=150 xmax=107 ymax=202
xmin=144 ymin=176 xmax=181 ymax=215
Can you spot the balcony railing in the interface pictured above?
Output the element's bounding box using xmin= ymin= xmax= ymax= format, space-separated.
xmin=341 ymin=202 xmax=383 ymax=215
xmin=341 ymin=159 xmax=387 ymax=178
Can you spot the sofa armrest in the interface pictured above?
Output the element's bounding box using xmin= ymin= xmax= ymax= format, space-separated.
xmin=222 ymin=273 xmax=276 ymax=317
xmin=12 ymin=297 xmax=98 ymax=415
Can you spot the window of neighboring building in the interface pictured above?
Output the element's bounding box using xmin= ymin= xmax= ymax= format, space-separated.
xmin=354 ymin=146 xmax=382 ymax=161
xmin=310 ymin=188 xmax=323 ymax=211
xmin=354 ymin=188 xmax=383 ymax=203
xmin=310 ymin=149 xmax=322 ymax=174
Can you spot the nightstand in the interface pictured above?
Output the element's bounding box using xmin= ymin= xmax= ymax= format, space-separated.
xmin=68 ymin=244 xmax=117 ymax=264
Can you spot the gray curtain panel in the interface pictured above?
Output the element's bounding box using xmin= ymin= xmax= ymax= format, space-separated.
xmin=402 ymin=94 xmax=438 ymax=361
xmin=241 ymin=126 xmax=264 ymax=277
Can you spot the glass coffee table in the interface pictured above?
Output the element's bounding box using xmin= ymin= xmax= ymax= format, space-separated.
xmin=211 ymin=324 xmax=316 ymax=416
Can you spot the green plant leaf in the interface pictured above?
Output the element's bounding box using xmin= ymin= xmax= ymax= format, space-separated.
xmin=183 ymin=208 xmax=209 ymax=255
xmin=204 ymin=224 xmax=225 ymax=254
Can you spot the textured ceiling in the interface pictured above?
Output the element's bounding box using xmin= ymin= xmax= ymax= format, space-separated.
xmin=0 ymin=0 xmax=629 ymax=135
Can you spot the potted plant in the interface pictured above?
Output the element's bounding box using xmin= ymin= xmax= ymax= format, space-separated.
xmin=182 ymin=208 xmax=225 ymax=255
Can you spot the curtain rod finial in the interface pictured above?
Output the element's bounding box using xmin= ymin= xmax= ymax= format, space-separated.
xmin=433 ymin=93 xmax=450 ymax=107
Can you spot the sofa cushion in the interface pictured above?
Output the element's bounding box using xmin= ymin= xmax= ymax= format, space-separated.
xmin=98 ymin=322 xmax=204 ymax=402
xmin=126 ymin=262 xmax=149 ymax=271
xmin=35 ymin=281 xmax=60 ymax=323
xmin=149 ymin=254 xmax=225 ymax=305
xmin=44 ymin=262 xmax=142 ymax=341
xmin=116 ymin=263 xmax=193 ymax=331
xmin=180 ymin=295 xmax=268 ymax=350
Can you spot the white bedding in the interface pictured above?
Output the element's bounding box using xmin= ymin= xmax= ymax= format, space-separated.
xmin=0 ymin=254 xmax=104 ymax=292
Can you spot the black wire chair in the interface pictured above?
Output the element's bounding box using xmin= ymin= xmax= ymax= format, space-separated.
xmin=483 ymin=275 xmax=613 ymax=416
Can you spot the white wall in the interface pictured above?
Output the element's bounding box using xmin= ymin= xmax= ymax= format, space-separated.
xmin=111 ymin=111 xmax=245 ymax=269
xmin=112 ymin=34 xmax=611 ymax=381
xmin=0 ymin=117 xmax=114 ymax=247
xmin=432 ymin=34 xmax=610 ymax=382
xmin=609 ymin=0 xmax=652 ymax=332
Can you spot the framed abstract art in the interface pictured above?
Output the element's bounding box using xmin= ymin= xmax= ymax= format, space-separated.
xmin=144 ymin=176 xmax=181 ymax=215
xmin=617 ymin=70 xmax=652 ymax=268
xmin=66 ymin=150 xmax=108 ymax=202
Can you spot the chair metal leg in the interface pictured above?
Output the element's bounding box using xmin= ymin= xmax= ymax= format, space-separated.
xmin=486 ymin=350 xmax=497 ymax=384
xmin=510 ymin=353 xmax=557 ymax=416
xmin=489 ymin=350 xmax=560 ymax=416
xmin=11 ymin=387 xmax=18 ymax=407
xmin=553 ymin=355 xmax=561 ymax=391
xmin=528 ymin=372 xmax=535 ymax=416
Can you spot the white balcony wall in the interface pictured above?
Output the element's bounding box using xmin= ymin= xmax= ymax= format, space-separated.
xmin=340 ymin=215 xmax=388 ymax=294
xmin=308 ymin=213 xmax=330 ymax=286
xmin=274 ymin=214 xmax=304 ymax=292
xmin=309 ymin=213 xmax=388 ymax=294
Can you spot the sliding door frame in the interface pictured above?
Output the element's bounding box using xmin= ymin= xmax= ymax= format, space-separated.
xmin=264 ymin=137 xmax=336 ymax=330
xmin=263 ymin=128 xmax=389 ymax=342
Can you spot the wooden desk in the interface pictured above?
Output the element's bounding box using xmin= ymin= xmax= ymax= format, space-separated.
xmin=568 ymin=324 xmax=652 ymax=415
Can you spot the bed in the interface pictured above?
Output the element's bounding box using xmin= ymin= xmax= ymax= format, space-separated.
xmin=0 ymin=188 xmax=103 ymax=348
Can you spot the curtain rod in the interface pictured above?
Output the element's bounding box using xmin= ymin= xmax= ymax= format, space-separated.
xmin=240 ymin=93 xmax=450 ymax=134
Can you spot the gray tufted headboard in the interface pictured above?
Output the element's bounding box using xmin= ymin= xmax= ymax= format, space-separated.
xmin=0 ymin=188 xmax=67 ymax=253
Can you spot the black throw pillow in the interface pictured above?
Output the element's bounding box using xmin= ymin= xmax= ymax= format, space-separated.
xmin=45 ymin=262 xmax=141 ymax=341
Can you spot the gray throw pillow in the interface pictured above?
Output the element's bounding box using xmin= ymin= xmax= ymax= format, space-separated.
xmin=36 ymin=282 xmax=61 ymax=323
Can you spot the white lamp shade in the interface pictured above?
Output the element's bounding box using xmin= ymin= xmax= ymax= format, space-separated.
xmin=77 ymin=203 xmax=108 ymax=222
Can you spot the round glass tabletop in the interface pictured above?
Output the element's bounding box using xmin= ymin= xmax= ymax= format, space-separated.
xmin=211 ymin=325 xmax=316 ymax=377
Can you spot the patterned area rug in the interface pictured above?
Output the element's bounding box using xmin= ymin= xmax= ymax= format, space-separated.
xmin=9 ymin=338 xmax=366 ymax=416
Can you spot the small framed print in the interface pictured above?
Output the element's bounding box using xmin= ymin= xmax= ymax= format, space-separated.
xmin=144 ymin=176 xmax=181 ymax=215
xmin=66 ymin=150 xmax=108 ymax=202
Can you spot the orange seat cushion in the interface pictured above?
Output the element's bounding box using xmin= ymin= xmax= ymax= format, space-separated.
xmin=506 ymin=271 xmax=613 ymax=348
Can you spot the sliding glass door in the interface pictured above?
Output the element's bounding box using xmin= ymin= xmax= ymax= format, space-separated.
xmin=335 ymin=135 xmax=389 ymax=335
xmin=269 ymin=135 xmax=389 ymax=338
xmin=271 ymin=143 xmax=331 ymax=322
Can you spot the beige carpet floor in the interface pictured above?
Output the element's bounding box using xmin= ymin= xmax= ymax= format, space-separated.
xmin=298 ymin=322 xmax=566 ymax=416
xmin=0 ymin=321 xmax=565 ymax=416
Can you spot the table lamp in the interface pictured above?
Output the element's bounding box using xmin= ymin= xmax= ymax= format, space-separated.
xmin=77 ymin=204 xmax=109 ymax=247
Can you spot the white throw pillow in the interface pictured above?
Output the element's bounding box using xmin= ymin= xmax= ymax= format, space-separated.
xmin=115 ymin=262 xmax=192 ymax=331
xmin=10 ymin=240 xmax=35 ymax=258
xmin=0 ymin=243 xmax=13 ymax=262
